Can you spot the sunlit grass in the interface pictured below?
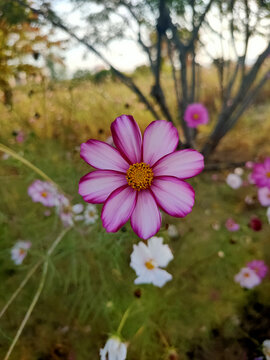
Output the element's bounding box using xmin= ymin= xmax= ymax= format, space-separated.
xmin=0 ymin=72 xmax=270 ymax=359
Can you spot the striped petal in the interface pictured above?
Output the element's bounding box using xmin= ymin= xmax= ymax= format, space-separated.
xmin=131 ymin=190 xmax=161 ymax=240
xmin=151 ymin=176 xmax=195 ymax=217
xmin=111 ymin=115 xmax=142 ymax=164
xmin=79 ymin=170 xmax=127 ymax=203
xmin=153 ymin=149 xmax=204 ymax=179
xmin=101 ymin=186 xmax=137 ymax=232
xmin=142 ymin=120 xmax=179 ymax=166
xmin=80 ymin=139 xmax=129 ymax=172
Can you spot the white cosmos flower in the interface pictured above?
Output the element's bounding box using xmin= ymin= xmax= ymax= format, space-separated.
xmin=11 ymin=241 xmax=31 ymax=265
xmin=100 ymin=337 xmax=127 ymax=360
xmin=263 ymin=339 xmax=270 ymax=360
xmin=130 ymin=237 xmax=173 ymax=288
xmin=57 ymin=195 xmax=84 ymax=227
xmin=226 ymin=173 xmax=243 ymax=189
xmin=234 ymin=267 xmax=261 ymax=289
xmin=267 ymin=207 xmax=270 ymax=224
xmin=234 ymin=167 xmax=244 ymax=176
xmin=84 ymin=204 xmax=98 ymax=225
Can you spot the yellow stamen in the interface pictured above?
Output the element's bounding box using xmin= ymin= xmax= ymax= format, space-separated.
xmin=266 ymin=172 xmax=270 ymax=178
xmin=244 ymin=272 xmax=250 ymax=278
xmin=41 ymin=192 xmax=48 ymax=198
xmin=193 ymin=113 xmax=199 ymax=120
xmin=145 ymin=260 xmax=155 ymax=270
xmin=19 ymin=249 xmax=26 ymax=256
xmin=126 ymin=162 xmax=154 ymax=191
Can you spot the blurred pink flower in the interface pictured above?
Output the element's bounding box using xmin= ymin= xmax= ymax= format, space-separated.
xmin=234 ymin=267 xmax=261 ymax=289
xmin=28 ymin=180 xmax=58 ymax=207
xmin=251 ymin=157 xmax=270 ymax=188
xmin=16 ymin=131 xmax=25 ymax=143
xmin=79 ymin=115 xmax=204 ymax=239
xmin=225 ymin=218 xmax=240 ymax=232
xmin=245 ymin=161 xmax=254 ymax=169
xmin=184 ymin=103 xmax=209 ymax=128
xmin=11 ymin=241 xmax=31 ymax=265
xmin=247 ymin=260 xmax=268 ymax=279
xmin=258 ymin=187 xmax=270 ymax=207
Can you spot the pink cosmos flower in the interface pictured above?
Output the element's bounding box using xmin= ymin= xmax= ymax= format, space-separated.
xmin=79 ymin=115 xmax=204 ymax=239
xmin=28 ymin=180 xmax=58 ymax=207
xmin=234 ymin=267 xmax=261 ymax=289
xmin=245 ymin=161 xmax=254 ymax=169
xmin=225 ymin=218 xmax=240 ymax=232
xmin=16 ymin=131 xmax=25 ymax=143
xmin=184 ymin=103 xmax=209 ymax=128
xmin=258 ymin=187 xmax=270 ymax=207
xmin=247 ymin=260 xmax=268 ymax=279
xmin=251 ymin=157 xmax=270 ymax=188
xmin=11 ymin=241 xmax=31 ymax=265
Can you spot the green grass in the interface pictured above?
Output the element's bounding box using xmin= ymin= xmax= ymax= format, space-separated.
xmin=0 ymin=76 xmax=270 ymax=359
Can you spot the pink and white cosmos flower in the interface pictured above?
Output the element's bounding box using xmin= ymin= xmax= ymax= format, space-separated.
xmin=184 ymin=103 xmax=209 ymax=128
xmin=247 ymin=260 xmax=268 ymax=279
xmin=225 ymin=218 xmax=240 ymax=232
xmin=258 ymin=187 xmax=270 ymax=207
xmin=251 ymin=157 xmax=270 ymax=189
xmin=234 ymin=267 xmax=261 ymax=289
xmin=28 ymin=180 xmax=58 ymax=207
xmin=11 ymin=241 xmax=31 ymax=265
xmin=79 ymin=115 xmax=204 ymax=239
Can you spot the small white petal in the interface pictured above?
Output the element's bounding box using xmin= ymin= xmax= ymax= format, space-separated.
xmin=147 ymin=237 xmax=173 ymax=268
xmin=226 ymin=173 xmax=242 ymax=189
xmin=72 ymin=203 xmax=84 ymax=214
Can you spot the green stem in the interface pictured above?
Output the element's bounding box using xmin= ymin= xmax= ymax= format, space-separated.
xmin=0 ymin=143 xmax=57 ymax=187
xmin=116 ymin=306 xmax=132 ymax=336
xmin=3 ymin=227 xmax=71 ymax=360
xmin=0 ymin=260 xmax=42 ymax=320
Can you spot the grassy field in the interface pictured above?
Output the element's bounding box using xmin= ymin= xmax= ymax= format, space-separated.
xmin=0 ymin=72 xmax=270 ymax=359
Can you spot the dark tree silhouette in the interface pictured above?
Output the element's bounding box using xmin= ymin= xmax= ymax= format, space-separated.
xmin=13 ymin=0 xmax=270 ymax=159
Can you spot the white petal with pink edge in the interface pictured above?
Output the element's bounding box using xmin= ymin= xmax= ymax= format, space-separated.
xmin=79 ymin=170 xmax=127 ymax=203
xmin=153 ymin=149 xmax=204 ymax=179
xmin=80 ymin=139 xmax=129 ymax=172
xmin=111 ymin=115 xmax=142 ymax=164
xmin=101 ymin=186 xmax=137 ymax=232
xmin=151 ymin=176 xmax=195 ymax=217
xmin=142 ymin=120 xmax=179 ymax=166
xmin=130 ymin=190 xmax=161 ymax=240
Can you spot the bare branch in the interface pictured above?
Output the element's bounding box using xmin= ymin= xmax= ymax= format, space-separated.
xmin=13 ymin=0 xmax=160 ymax=120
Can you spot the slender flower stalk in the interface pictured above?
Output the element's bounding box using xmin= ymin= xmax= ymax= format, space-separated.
xmin=0 ymin=143 xmax=56 ymax=186
xmin=3 ymin=227 xmax=71 ymax=360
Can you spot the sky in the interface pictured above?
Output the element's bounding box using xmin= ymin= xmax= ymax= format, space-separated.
xmin=50 ymin=0 xmax=269 ymax=77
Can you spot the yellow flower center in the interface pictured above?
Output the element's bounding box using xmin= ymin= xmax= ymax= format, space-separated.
xmin=88 ymin=211 xmax=95 ymax=217
xmin=145 ymin=260 xmax=155 ymax=270
xmin=126 ymin=162 xmax=154 ymax=191
xmin=244 ymin=272 xmax=250 ymax=278
xmin=19 ymin=248 xmax=26 ymax=256
xmin=41 ymin=192 xmax=48 ymax=198
xmin=266 ymin=172 xmax=270 ymax=178
xmin=193 ymin=113 xmax=199 ymax=120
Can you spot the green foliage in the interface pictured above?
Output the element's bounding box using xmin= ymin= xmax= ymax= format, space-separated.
xmin=0 ymin=73 xmax=269 ymax=358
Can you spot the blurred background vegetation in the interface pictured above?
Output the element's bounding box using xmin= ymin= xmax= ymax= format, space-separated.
xmin=0 ymin=0 xmax=270 ymax=359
